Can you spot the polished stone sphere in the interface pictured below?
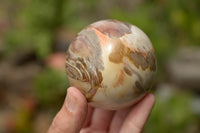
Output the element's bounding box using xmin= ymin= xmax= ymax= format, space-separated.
xmin=65 ymin=19 xmax=156 ymax=110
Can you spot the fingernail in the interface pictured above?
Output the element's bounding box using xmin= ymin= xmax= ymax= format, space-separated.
xmin=66 ymin=89 xmax=77 ymax=112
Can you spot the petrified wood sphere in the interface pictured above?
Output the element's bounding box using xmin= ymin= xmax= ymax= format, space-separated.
xmin=66 ymin=20 xmax=156 ymax=110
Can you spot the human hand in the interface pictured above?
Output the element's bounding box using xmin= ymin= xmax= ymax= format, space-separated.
xmin=48 ymin=87 xmax=155 ymax=133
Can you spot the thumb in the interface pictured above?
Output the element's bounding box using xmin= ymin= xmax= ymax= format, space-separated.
xmin=48 ymin=87 xmax=88 ymax=133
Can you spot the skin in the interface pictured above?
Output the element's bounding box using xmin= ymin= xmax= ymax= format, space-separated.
xmin=48 ymin=87 xmax=155 ymax=133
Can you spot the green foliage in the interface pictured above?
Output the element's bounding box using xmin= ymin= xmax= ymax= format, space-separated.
xmin=14 ymin=108 xmax=33 ymax=133
xmin=144 ymin=89 xmax=200 ymax=133
xmin=34 ymin=68 xmax=69 ymax=107
xmin=3 ymin=0 xmax=99 ymax=59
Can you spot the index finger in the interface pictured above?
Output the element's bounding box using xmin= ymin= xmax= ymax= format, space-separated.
xmin=119 ymin=93 xmax=155 ymax=133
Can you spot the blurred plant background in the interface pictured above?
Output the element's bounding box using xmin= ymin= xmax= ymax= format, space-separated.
xmin=0 ymin=0 xmax=200 ymax=132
